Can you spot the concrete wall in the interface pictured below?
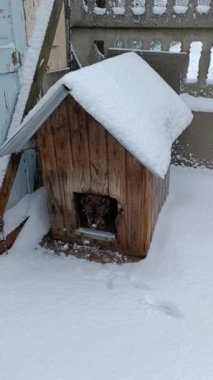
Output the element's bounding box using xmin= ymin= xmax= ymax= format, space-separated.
xmin=173 ymin=112 xmax=213 ymax=169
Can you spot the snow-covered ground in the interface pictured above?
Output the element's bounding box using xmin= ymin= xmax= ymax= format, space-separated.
xmin=0 ymin=165 xmax=213 ymax=380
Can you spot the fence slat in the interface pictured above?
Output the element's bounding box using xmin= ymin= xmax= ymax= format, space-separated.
xmin=88 ymin=0 xmax=95 ymax=13
xmin=142 ymin=38 xmax=153 ymax=51
xmin=71 ymin=0 xmax=213 ymax=27
xmin=161 ymin=37 xmax=172 ymax=51
xmin=187 ymin=0 xmax=197 ymax=17
xmin=178 ymin=37 xmax=191 ymax=83
xmin=197 ymin=40 xmax=212 ymax=88
xmin=106 ymin=0 xmax=112 ymax=13
xmin=145 ymin=0 xmax=155 ymax=15
xmin=167 ymin=0 xmax=177 ymax=15
xmin=209 ymin=0 xmax=213 ymax=17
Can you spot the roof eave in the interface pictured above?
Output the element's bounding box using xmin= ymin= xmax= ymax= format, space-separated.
xmin=0 ymin=85 xmax=69 ymax=157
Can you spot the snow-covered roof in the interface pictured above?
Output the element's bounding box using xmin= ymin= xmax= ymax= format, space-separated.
xmin=0 ymin=52 xmax=193 ymax=178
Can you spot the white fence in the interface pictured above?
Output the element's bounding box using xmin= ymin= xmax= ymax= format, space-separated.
xmin=71 ymin=0 xmax=213 ymax=27
xmin=69 ymin=0 xmax=213 ymax=96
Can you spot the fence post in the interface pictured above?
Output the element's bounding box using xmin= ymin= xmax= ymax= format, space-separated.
xmin=187 ymin=0 xmax=197 ymax=17
xmin=197 ymin=39 xmax=212 ymax=91
xmin=145 ymin=0 xmax=155 ymax=16
xmin=180 ymin=36 xmax=191 ymax=83
xmin=167 ymin=0 xmax=176 ymax=16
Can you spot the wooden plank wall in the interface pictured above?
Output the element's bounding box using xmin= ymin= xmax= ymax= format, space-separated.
xmin=144 ymin=169 xmax=170 ymax=253
xmin=37 ymin=96 xmax=169 ymax=258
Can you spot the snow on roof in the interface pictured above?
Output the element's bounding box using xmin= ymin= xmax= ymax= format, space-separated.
xmin=0 ymin=52 xmax=193 ymax=178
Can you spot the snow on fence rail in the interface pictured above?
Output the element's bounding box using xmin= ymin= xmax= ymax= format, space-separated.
xmin=70 ymin=0 xmax=213 ymax=96
xmin=71 ymin=28 xmax=213 ymax=96
xmin=71 ymin=0 xmax=213 ymax=28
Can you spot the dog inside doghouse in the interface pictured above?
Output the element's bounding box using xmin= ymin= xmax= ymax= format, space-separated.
xmin=75 ymin=193 xmax=118 ymax=241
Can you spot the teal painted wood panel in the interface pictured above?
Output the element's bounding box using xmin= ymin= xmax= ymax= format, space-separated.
xmin=0 ymin=0 xmax=25 ymax=142
xmin=0 ymin=0 xmax=36 ymax=207
xmin=0 ymin=73 xmax=19 ymax=145
xmin=8 ymin=149 xmax=37 ymax=208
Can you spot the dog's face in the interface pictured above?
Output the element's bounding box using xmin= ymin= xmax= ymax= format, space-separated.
xmin=79 ymin=195 xmax=111 ymax=229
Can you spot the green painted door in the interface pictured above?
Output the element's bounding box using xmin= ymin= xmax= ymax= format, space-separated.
xmin=0 ymin=0 xmax=36 ymax=207
xmin=0 ymin=0 xmax=26 ymax=145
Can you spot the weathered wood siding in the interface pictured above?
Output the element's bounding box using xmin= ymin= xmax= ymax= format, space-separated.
xmin=144 ymin=169 xmax=170 ymax=253
xmin=37 ymin=96 xmax=169 ymax=258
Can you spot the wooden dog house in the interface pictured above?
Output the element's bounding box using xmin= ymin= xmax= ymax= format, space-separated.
xmin=0 ymin=52 xmax=192 ymax=259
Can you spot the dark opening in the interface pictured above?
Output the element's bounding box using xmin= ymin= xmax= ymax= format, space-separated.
xmin=94 ymin=40 xmax=105 ymax=56
xmin=75 ymin=193 xmax=118 ymax=233
xmin=96 ymin=0 xmax=106 ymax=7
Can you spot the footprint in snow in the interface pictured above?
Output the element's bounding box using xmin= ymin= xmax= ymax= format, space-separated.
xmin=129 ymin=276 xmax=156 ymax=291
xmin=106 ymin=277 xmax=114 ymax=289
xmin=145 ymin=296 xmax=184 ymax=320
xmin=105 ymin=274 xmax=154 ymax=291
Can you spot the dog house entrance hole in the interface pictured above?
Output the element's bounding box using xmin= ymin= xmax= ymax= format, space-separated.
xmin=74 ymin=193 xmax=118 ymax=242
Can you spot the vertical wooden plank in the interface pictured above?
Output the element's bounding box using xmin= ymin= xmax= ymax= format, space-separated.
xmin=149 ymin=172 xmax=153 ymax=244
xmin=24 ymin=0 xmax=64 ymax=113
xmin=107 ymin=133 xmax=127 ymax=250
xmin=37 ymin=119 xmax=65 ymax=238
xmin=126 ymin=153 xmax=145 ymax=257
xmin=151 ymin=175 xmax=157 ymax=246
xmin=156 ymin=176 xmax=161 ymax=222
xmin=143 ymin=168 xmax=151 ymax=254
xmin=87 ymin=114 xmax=108 ymax=195
xmin=24 ymin=0 xmax=67 ymax=72
xmin=144 ymin=168 xmax=170 ymax=254
xmin=153 ymin=176 xmax=158 ymax=226
xmin=0 ymin=154 xmax=21 ymax=216
xmin=48 ymin=4 xmax=67 ymax=72
xmin=166 ymin=168 xmax=170 ymax=195
xmin=152 ymin=175 xmax=159 ymax=238
xmin=161 ymin=176 xmax=165 ymax=209
xmin=107 ymin=133 xmax=125 ymax=202
xmin=0 ymin=219 xmax=28 ymax=255
xmin=151 ymin=175 xmax=156 ymax=239
xmin=67 ymin=97 xmax=91 ymax=192
xmin=51 ymin=98 xmax=76 ymax=237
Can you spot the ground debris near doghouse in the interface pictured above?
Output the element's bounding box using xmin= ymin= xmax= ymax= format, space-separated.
xmin=40 ymin=232 xmax=136 ymax=264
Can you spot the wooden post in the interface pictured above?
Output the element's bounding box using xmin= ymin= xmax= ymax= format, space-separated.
xmin=0 ymin=218 xmax=28 ymax=255
xmin=0 ymin=154 xmax=21 ymax=216
xmin=24 ymin=0 xmax=64 ymax=113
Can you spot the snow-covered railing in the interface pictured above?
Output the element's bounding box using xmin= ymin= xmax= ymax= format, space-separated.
xmin=70 ymin=28 xmax=213 ymax=96
xmin=71 ymin=0 xmax=213 ymax=28
xmin=69 ymin=0 xmax=213 ymax=96
xmin=68 ymin=0 xmax=213 ymax=168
